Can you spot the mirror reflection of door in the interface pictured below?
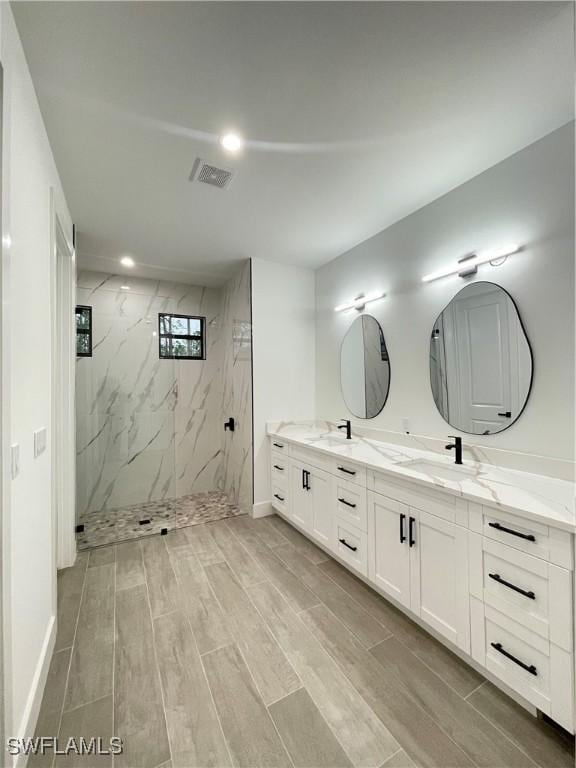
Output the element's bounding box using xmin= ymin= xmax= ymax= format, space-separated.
xmin=341 ymin=314 xmax=391 ymax=419
xmin=430 ymin=282 xmax=532 ymax=435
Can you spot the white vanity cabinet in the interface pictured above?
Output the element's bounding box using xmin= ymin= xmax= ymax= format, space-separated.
xmin=468 ymin=505 xmax=574 ymax=730
xmin=268 ymin=434 xmax=575 ymax=733
xmin=369 ymin=492 xmax=470 ymax=652
xmin=270 ymin=451 xmax=289 ymax=516
xmin=411 ymin=509 xmax=470 ymax=652
xmin=288 ymin=459 xmax=333 ymax=548
xmin=369 ymin=494 xmax=412 ymax=608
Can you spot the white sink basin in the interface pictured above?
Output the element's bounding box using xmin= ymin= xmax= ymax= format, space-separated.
xmin=398 ymin=459 xmax=480 ymax=482
xmin=314 ymin=435 xmax=358 ymax=448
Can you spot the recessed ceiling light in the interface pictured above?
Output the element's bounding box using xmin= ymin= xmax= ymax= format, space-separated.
xmin=220 ymin=133 xmax=244 ymax=152
xmin=120 ymin=285 xmax=131 ymax=291
xmin=120 ymin=256 xmax=135 ymax=268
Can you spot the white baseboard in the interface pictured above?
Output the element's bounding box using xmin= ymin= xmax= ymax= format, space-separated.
xmin=252 ymin=501 xmax=274 ymax=518
xmin=14 ymin=615 xmax=56 ymax=768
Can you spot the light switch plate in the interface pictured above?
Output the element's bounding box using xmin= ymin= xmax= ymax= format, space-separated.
xmin=10 ymin=444 xmax=20 ymax=479
xmin=34 ymin=427 xmax=47 ymax=458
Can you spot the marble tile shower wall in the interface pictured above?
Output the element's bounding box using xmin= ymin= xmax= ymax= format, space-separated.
xmin=219 ymin=261 xmax=254 ymax=512
xmin=76 ymin=271 xmax=225 ymax=517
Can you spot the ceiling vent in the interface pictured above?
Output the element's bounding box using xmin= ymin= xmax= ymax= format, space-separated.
xmin=189 ymin=158 xmax=234 ymax=190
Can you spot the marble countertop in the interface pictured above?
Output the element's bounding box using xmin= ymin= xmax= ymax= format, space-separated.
xmin=267 ymin=422 xmax=576 ymax=532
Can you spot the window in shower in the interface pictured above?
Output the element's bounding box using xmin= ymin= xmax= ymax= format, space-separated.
xmin=158 ymin=313 xmax=205 ymax=359
xmin=75 ymin=305 xmax=92 ymax=357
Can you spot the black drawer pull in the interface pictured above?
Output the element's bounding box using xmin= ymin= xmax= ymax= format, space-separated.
xmin=408 ymin=516 xmax=416 ymax=547
xmin=273 ymin=494 xmax=285 ymax=502
xmin=489 ymin=573 xmax=535 ymax=600
xmin=399 ymin=513 xmax=406 ymax=544
xmin=337 ymin=466 xmax=356 ymax=476
xmin=339 ymin=538 xmax=358 ymax=552
xmin=273 ymin=464 xmax=284 ymax=471
xmin=488 ymin=522 xmax=536 ymax=542
xmin=491 ymin=642 xmax=537 ymax=676
xmin=273 ymin=442 xmax=284 ymax=449
xmin=498 ymin=411 xmax=512 ymax=418
xmin=338 ymin=497 xmax=357 ymax=509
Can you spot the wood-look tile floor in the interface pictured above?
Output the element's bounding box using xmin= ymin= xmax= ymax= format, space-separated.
xmin=33 ymin=514 xmax=575 ymax=768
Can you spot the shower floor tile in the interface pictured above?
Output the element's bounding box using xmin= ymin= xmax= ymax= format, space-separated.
xmin=76 ymin=491 xmax=244 ymax=550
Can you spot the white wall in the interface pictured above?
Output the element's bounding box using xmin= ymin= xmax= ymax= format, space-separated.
xmin=251 ymin=258 xmax=316 ymax=510
xmin=1 ymin=3 xmax=73 ymax=748
xmin=316 ymin=123 xmax=574 ymax=476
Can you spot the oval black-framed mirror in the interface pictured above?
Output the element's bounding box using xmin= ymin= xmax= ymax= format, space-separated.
xmin=340 ymin=314 xmax=391 ymax=419
xmin=429 ymin=281 xmax=533 ymax=435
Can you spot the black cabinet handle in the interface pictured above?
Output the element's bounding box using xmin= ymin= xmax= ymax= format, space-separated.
xmin=488 ymin=573 xmax=535 ymax=600
xmin=302 ymin=470 xmax=310 ymax=491
xmin=399 ymin=513 xmax=406 ymax=544
xmin=488 ymin=522 xmax=536 ymax=542
xmin=273 ymin=442 xmax=284 ymax=449
xmin=497 ymin=411 xmax=512 ymax=418
xmin=273 ymin=494 xmax=285 ymax=502
xmin=273 ymin=465 xmax=284 ymax=471
xmin=339 ymin=538 xmax=358 ymax=552
xmin=408 ymin=516 xmax=416 ymax=547
xmin=338 ymin=498 xmax=357 ymax=509
xmin=490 ymin=642 xmax=537 ymax=676
xmin=302 ymin=469 xmax=306 ymax=489
xmin=337 ymin=466 xmax=356 ymax=476
xmin=224 ymin=417 xmax=235 ymax=432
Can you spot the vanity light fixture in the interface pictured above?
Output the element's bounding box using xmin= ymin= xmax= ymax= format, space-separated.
xmin=220 ymin=132 xmax=244 ymax=152
xmin=334 ymin=291 xmax=385 ymax=313
xmin=422 ymin=243 xmax=520 ymax=283
xmin=120 ymin=255 xmax=135 ymax=268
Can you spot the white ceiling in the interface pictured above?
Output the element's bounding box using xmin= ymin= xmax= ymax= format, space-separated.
xmin=13 ymin=1 xmax=574 ymax=286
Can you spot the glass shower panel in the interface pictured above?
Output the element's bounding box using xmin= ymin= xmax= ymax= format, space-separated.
xmin=75 ymin=275 xmax=177 ymax=522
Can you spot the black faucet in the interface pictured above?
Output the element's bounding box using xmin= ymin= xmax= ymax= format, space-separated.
xmin=445 ymin=435 xmax=463 ymax=465
xmin=338 ymin=419 xmax=352 ymax=440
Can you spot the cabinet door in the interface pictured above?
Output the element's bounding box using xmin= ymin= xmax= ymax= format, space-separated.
xmin=369 ymin=494 xmax=411 ymax=609
xmin=289 ymin=462 xmax=312 ymax=531
xmin=410 ymin=509 xmax=470 ymax=653
xmin=309 ymin=467 xmax=333 ymax=549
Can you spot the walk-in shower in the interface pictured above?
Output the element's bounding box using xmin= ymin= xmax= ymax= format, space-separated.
xmin=74 ymin=261 xmax=253 ymax=548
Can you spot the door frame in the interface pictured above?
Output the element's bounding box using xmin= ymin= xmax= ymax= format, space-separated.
xmin=51 ymin=192 xmax=76 ymax=570
xmin=0 ymin=58 xmax=7 ymax=759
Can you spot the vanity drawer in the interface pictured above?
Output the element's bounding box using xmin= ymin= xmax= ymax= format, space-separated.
xmin=271 ymin=452 xmax=289 ymax=488
xmin=469 ymin=535 xmax=573 ymax=650
xmin=369 ymin=470 xmax=468 ymax=526
xmin=331 ymin=458 xmax=367 ymax=486
xmin=472 ymin=604 xmax=574 ymax=732
xmin=470 ymin=504 xmax=573 ymax=569
xmin=289 ymin=444 xmax=331 ymax=472
xmin=270 ymin=438 xmax=288 ymax=453
xmin=271 ymin=485 xmax=289 ymax=515
xmin=335 ymin=517 xmax=368 ymax=576
xmin=333 ymin=478 xmax=367 ymax=531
